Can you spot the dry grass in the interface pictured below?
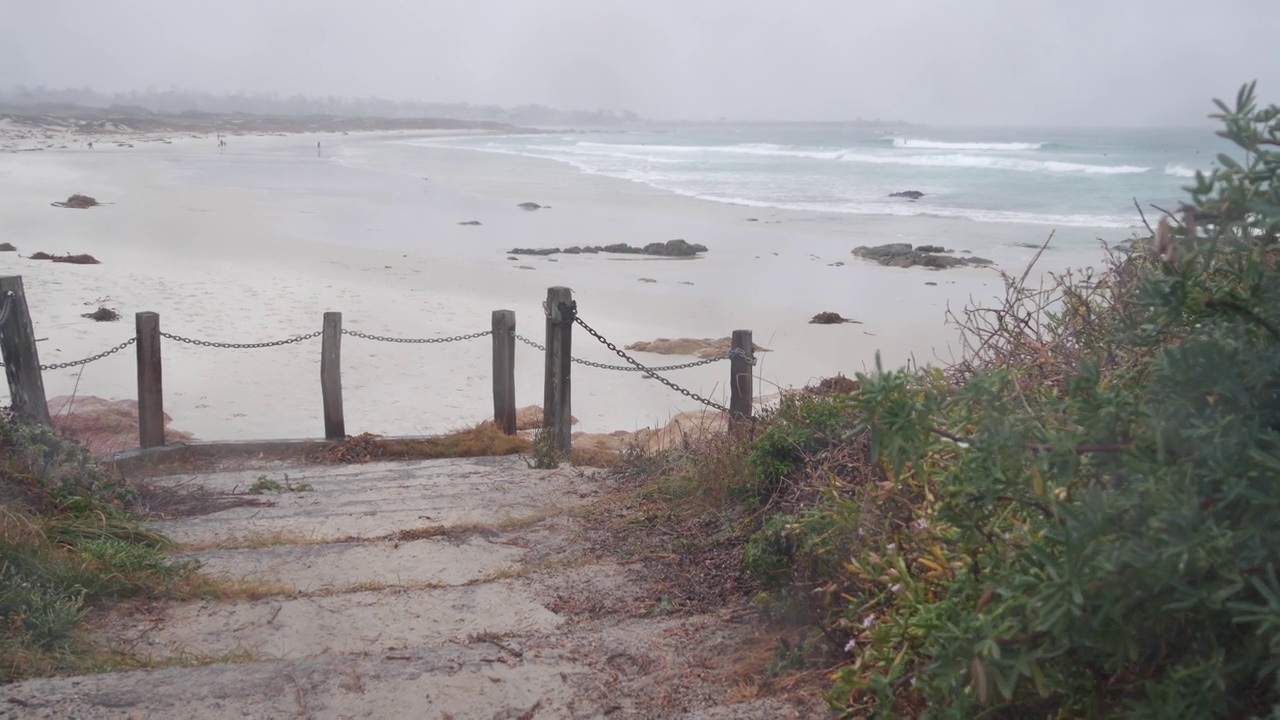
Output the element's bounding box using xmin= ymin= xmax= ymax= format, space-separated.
xmin=178 ymin=530 xmax=324 ymax=553
xmin=179 ymin=576 xmax=296 ymax=601
xmin=320 ymin=424 xmax=532 ymax=463
xmin=946 ymin=238 xmax=1156 ymax=395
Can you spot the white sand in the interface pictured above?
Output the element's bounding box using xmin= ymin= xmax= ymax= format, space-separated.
xmin=0 ymin=126 xmax=1112 ymax=445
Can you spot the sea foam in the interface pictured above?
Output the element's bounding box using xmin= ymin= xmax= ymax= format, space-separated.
xmin=892 ymin=138 xmax=1045 ymax=151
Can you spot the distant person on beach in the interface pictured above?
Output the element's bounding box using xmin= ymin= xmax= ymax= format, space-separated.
xmin=317 ymin=141 xmax=321 ymax=157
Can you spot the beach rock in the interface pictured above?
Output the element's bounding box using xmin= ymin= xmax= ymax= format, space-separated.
xmin=29 ymin=252 xmax=100 ymax=264
xmin=80 ymin=307 xmax=121 ymax=322
xmin=51 ymin=193 xmax=100 ymax=209
xmin=507 ymin=256 xmax=519 ymax=260
xmin=506 ymin=241 xmax=707 ymax=258
xmin=457 ymin=220 xmax=482 ymax=226
xmin=0 ymin=243 xmax=15 ymax=252
xmin=639 ymin=278 xmax=657 ymax=283
xmin=626 ymin=337 xmax=769 ymax=360
xmin=889 ymin=190 xmax=925 ymax=200
xmin=517 ymin=202 xmax=545 ymax=210
xmin=809 ymin=312 xmax=861 ymax=325
xmin=851 ymin=243 xmax=992 ymax=270
xmin=508 ymin=247 xmax=561 ymax=256
xmin=643 ymin=239 xmax=707 ymax=257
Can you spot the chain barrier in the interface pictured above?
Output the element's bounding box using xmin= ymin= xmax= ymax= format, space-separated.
xmin=342 ymin=329 xmax=491 ymax=344
xmin=512 ymin=331 xmax=730 ymax=373
xmin=571 ymin=314 xmax=758 ymax=414
xmin=159 ymin=330 xmax=323 ymax=349
xmin=0 ymin=337 xmax=137 ymax=371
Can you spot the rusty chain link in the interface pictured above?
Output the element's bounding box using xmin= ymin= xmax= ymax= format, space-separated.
xmin=160 ymin=330 xmax=323 ymax=349
xmin=342 ymin=329 xmax=490 ymax=344
xmin=572 ymin=314 xmax=757 ymax=414
xmin=40 ymin=338 xmax=137 ymax=371
xmin=512 ymin=331 xmax=730 ymax=372
xmin=0 ymin=337 xmax=137 ymax=371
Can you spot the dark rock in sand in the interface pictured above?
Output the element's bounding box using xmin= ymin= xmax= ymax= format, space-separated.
xmin=643 ymin=239 xmax=707 ymax=257
xmin=508 ymin=247 xmax=562 ymax=256
xmin=457 ymin=220 xmax=482 ymax=226
xmin=517 ymin=202 xmax=546 ymax=210
xmin=81 ymin=306 xmax=121 ymax=322
xmin=507 ymin=256 xmax=519 ymax=261
xmin=852 ymin=243 xmax=992 ymax=270
xmin=0 ymin=243 xmax=15 ymax=252
xmin=51 ymin=194 xmax=99 ymax=209
xmin=507 ymin=240 xmax=707 ymax=258
xmin=810 ymin=312 xmax=861 ymax=325
xmin=889 ymin=190 xmax=925 ymax=200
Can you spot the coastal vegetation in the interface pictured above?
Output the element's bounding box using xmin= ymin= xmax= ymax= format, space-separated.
xmin=0 ymin=412 xmax=198 ymax=680
xmin=620 ymin=82 xmax=1280 ymax=717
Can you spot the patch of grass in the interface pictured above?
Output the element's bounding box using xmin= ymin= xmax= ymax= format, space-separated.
xmin=0 ymin=413 xmax=201 ymax=682
xmin=524 ymin=428 xmax=562 ymax=469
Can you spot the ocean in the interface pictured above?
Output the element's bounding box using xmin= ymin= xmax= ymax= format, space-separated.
xmin=409 ymin=124 xmax=1229 ymax=237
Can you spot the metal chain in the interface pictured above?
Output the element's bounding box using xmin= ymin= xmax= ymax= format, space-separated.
xmin=160 ymin=330 xmax=323 ymax=349
xmin=513 ymin=332 xmax=730 ymax=372
xmin=342 ymin=329 xmax=491 ymax=344
xmin=571 ymin=315 xmax=742 ymax=413
xmin=36 ymin=337 xmax=137 ymax=371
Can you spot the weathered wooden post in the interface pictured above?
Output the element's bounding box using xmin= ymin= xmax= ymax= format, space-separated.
xmin=135 ymin=312 xmax=165 ymax=448
xmin=492 ymin=310 xmax=517 ymax=435
xmin=543 ymin=287 xmax=573 ymax=453
xmin=0 ymin=276 xmax=51 ymax=425
xmin=321 ymin=311 xmax=345 ymax=440
xmin=729 ymin=329 xmax=754 ymax=433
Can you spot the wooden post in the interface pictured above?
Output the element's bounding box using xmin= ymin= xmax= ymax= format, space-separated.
xmin=543 ymin=287 xmax=573 ymax=454
xmin=135 ymin=312 xmax=165 ymax=448
xmin=729 ymin=329 xmax=754 ymax=433
xmin=492 ymin=310 xmax=517 ymax=435
xmin=0 ymin=276 xmax=50 ymax=425
xmin=321 ymin=312 xmax=345 ymax=440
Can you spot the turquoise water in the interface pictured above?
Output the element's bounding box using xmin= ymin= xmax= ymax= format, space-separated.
xmin=411 ymin=124 xmax=1229 ymax=234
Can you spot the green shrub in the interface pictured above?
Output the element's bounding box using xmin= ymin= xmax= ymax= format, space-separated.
xmin=0 ymin=413 xmax=194 ymax=680
xmin=820 ymin=83 xmax=1280 ymax=718
xmin=746 ymin=393 xmax=859 ymax=501
xmin=743 ymin=513 xmax=796 ymax=588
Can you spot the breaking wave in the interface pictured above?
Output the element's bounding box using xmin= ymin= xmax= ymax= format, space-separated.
xmin=891 ymin=138 xmax=1045 ymax=151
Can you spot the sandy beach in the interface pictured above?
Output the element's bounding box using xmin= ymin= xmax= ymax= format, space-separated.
xmin=0 ymin=125 xmax=1123 ymax=446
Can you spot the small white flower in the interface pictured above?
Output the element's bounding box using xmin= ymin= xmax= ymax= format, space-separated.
xmin=844 ymin=638 xmax=858 ymax=653
xmin=890 ymin=583 xmax=903 ymax=593
xmin=862 ymin=615 xmax=875 ymax=628
xmin=912 ymin=518 xmax=929 ymax=530
xmin=886 ymin=543 xmax=896 ymax=552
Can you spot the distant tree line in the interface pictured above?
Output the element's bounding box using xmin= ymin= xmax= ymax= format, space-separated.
xmin=0 ymin=85 xmax=644 ymax=127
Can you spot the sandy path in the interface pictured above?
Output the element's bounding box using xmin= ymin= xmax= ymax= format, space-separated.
xmin=1 ymin=457 xmax=828 ymax=719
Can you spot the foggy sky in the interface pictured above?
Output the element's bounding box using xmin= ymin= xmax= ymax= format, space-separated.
xmin=2 ymin=0 xmax=1278 ymax=126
